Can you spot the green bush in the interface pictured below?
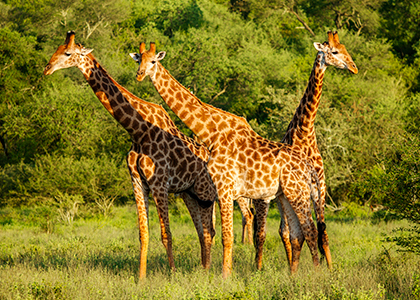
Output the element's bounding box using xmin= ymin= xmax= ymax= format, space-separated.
xmin=0 ymin=153 xmax=132 ymax=207
xmin=0 ymin=0 xmax=419 ymax=214
xmin=352 ymin=133 xmax=420 ymax=253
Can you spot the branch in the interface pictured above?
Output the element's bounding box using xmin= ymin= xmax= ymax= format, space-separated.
xmin=290 ymin=9 xmax=315 ymax=37
xmin=85 ymin=17 xmax=106 ymax=40
xmin=210 ymin=78 xmax=235 ymax=103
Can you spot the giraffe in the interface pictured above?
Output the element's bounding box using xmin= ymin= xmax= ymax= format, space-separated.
xmin=279 ymin=31 xmax=358 ymax=269
xmin=238 ymin=197 xmax=254 ymax=244
xmin=44 ymin=31 xmax=218 ymax=279
xmin=131 ymin=43 xmax=325 ymax=277
xmin=192 ymin=134 xmax=254 ymax=244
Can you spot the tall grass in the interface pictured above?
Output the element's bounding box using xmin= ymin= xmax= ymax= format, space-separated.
xmin=0 ymin=203 xmax=419 ymax=299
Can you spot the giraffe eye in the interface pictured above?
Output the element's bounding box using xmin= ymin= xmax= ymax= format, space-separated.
xmin=65 ymin=52 xmax=71 ymax=57
xmin=151 ymin=60 xmax=156 ymax=64
xmin=332 ymin=51 xmax=339 ymax=55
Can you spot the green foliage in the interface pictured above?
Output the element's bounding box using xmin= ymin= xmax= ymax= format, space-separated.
xmin=0 ymin=153 xmax=132 ymax=207
xmin=0 ymin=27 xmax=42 ymax=104
xmin=154 ymin=0 xmax=204 ymax=38
xmin=379 ymin=0 xmax=420 ymax=62
xmin=1 ymin=79 xmax=131 ymax=164
xmin=302 ymin=0 xmax=385 ymax=35
xmin=0 ymin=27 xmax=44 ymax=162
xmin=351 ymin=133 xmax=420 ymax=253
xmin=0 ymin=0 xmax=419 ymax=226
xmin=352 ymin=134 xmax=420 ymax=219
xmin=386 ymin=226 xmax=420 ymax=255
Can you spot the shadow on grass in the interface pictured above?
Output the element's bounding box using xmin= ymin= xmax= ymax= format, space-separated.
xmin=0 ymin=242 xmax=204 ymax=278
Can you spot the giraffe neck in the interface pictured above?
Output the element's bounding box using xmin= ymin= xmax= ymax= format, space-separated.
xmin=151 ymin=63 xmax=258 ymax=149
xmin=282 ymin=53 xmax=326 ymax=145
xmin=77 ymin=54 xmax=209 ymax=161
xmin=77 ymin=54 xmax=154 ymax=139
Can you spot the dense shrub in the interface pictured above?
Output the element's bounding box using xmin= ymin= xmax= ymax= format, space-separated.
xmin=0 ymin=0 xmax=419 ymax=238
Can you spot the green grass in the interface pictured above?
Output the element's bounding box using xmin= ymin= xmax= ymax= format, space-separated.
xmin=0 ymin=203 xmax=419 ymax=299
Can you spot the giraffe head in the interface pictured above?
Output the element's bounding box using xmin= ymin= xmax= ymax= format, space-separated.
xmin=130 ymin=42 xmax=166 ymax=81
xmin=313 ymin=31 xmax=358 ymax=74
xmin=44 ymin=31 xmax=93 ymax=75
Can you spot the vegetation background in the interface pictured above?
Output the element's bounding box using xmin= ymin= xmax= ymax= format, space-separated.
xmin=0 ymin=0 xmax=419 ymax=298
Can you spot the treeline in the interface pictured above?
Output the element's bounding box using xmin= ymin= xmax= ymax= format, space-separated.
xmin=0 ymin=0 xmax=419 ymax=220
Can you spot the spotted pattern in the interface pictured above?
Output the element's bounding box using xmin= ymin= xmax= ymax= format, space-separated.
xmin=280 ymin=31 xmax=358 ymax=272
xmin=44 ymin=32 xmax=218 ymax=279
xmin=134 ymin=43 xmax=324 ymax=278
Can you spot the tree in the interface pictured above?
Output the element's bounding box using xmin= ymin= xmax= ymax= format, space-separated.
xmin=0 ymin=27 xmax=43 ymax=163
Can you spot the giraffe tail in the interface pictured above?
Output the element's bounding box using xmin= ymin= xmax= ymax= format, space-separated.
xmin=251 ymin=206 xmax=258 ymax=248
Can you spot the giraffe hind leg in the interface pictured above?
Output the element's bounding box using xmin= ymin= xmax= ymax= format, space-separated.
xmin=287 ymin=191 xmax=320 ymax=269
xmin=151 ymin=188 xmax=176 ymax=272
xmin=252 ymin=200 xmax=269 ymax=270
xmin=278 ymin=194 xmax=304 ymax=274
xmin=318 ymin=221 xmax=332 ymax=268
xmin=301 ymin=207 xmax=320 ymax=268
xmin=181 ymin=192 xmax=214 ymax=270
xmin=237 ymin=197 xmax=254 ymax=244
xmin=281 ymin=174 xmax=320 ymax=272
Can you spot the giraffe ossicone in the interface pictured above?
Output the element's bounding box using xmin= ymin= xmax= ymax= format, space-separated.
xmin=132 ymin=41 xmax=326 ymax=277
xmin=133 ymin=47 xmax=256 ymax=245
xmin=280 ymin=30 xmax=358 ymax=270
xmin=44 ymin=31 xmax=218 ymax=279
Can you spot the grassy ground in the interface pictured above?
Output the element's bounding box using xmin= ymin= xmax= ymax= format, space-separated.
xmin=0 ymin=201 xmax=419 ymax=299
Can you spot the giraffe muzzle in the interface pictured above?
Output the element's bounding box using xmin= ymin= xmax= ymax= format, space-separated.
xmin=349 ymin=63 xmax=358 ymax=74
xmin=136 ymin=70 xmax=146 ymax=82
xmin=44 ymin=64 xmax=54 ymax=75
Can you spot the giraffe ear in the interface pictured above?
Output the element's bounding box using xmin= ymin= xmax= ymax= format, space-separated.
xmin=313 ymin=42 xmax=325 ymax=52
xmin=156 ymin=51 xmax=166 ymax=61
xmin=129 ymin=53 xmax=141 ymax=63
xmin=80 ymin=47 xmax=93 ymax=56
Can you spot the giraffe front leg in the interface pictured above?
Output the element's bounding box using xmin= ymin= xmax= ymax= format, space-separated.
xmin=276 ymin=196 xmax=292 ymax=267
xmin=253 ymin=200 xmax=269 ymax=270
xmin=127 ymin=152 xmax=150 ymax=279
xmin=153 ymin=193 xmax=175 ymax=272
xmin=134 ymin=182 xmax=149 ymax=279
xmin=218 ymin=194 xmax=234 ymax=279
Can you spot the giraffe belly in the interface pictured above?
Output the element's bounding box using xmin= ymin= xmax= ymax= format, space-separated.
xmin=237 ymin=177 xmax=281 ymax=203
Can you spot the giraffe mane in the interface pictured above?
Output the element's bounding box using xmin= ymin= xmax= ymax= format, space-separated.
xmin=85 ymin=53 xmax=206 ymax=153
xmin=158 ymin=62 xmax=254 ymax=131
xmin=86 ymin=53 xmax=174 ymax=120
